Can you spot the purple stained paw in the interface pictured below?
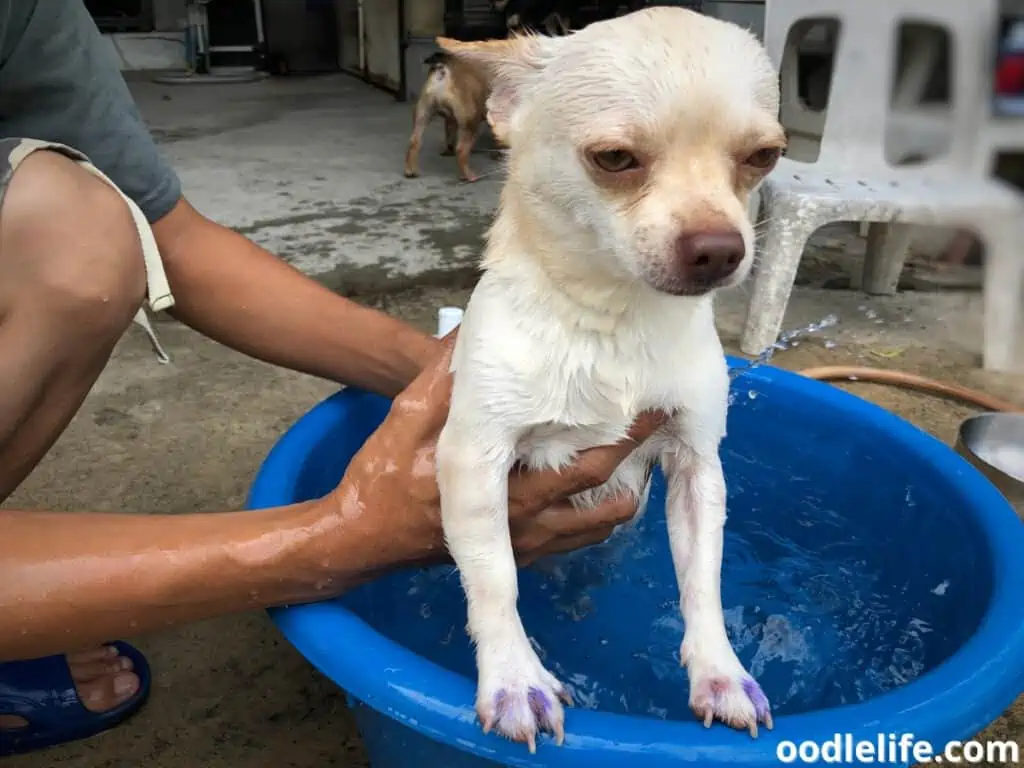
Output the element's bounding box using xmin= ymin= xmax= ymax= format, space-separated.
xmin=478 ymin=684 xmax=569 ymax=753
xmin=690 ymin=674 xmax=773 ymax=737
xmin=742 ymin=678 xmax=772 ymax=723
xmin=528 ymin=687 xmax=552 ymax=717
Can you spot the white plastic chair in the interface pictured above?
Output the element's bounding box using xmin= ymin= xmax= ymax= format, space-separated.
xmin=778 ymin=20 xmax=951 ymax=165
xmin=742 ymin=0 xmax=1024 ymax=373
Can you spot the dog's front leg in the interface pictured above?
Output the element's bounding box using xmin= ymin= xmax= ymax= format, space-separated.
xmin=436 ymin=423 xmax=569 ymax=752
xmin=662 ymin=445 xmax=773 ymax=736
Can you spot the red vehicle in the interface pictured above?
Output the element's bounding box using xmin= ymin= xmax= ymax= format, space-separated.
xmin=994 ymin=17 xmax=1024 ymax=115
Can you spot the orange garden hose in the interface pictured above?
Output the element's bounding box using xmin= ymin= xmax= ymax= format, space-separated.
xmin=797 ymin=366 xmax=1021 ymax=413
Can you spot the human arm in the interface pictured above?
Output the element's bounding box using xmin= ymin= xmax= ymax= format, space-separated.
xmin=0 ymin=339 xmax=664 ymax=661
xmin=0 ymin=501 xmax=342 ymax=661
xmin=151 ymin=199 xmax=440 ymax=398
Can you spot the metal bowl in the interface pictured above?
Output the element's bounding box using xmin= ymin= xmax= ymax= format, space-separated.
xmin=955 ymin=412 xmax=1024 ymax=513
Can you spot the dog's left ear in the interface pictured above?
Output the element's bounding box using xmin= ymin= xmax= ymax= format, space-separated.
xmin=436 ymin=34 xmax=559 ymax=143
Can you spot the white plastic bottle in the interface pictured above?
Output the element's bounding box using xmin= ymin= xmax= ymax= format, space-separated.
xmin=436 ymin=306 xmax=464 ymax=337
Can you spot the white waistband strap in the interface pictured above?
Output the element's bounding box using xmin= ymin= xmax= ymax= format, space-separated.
xmin=7 ymin=140 xmax=175 ymax=363
xmin=76 ymin=163 xmax=176 ymax=314
xmin=75 ymin=162 xmax=175 ymax=363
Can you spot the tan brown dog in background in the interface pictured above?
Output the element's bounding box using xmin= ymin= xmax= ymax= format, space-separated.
xmin=404 ymin=52 xmax=490 ymax=182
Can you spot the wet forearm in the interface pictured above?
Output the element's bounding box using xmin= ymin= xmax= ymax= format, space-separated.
xmin=154 ymin=198 xmax=441 ymax=398
xmin=0 ymin=501 xmax=380 ymax=661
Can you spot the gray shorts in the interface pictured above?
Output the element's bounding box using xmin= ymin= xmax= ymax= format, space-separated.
xmin=0 ymin=137 xmax=176 ymax=362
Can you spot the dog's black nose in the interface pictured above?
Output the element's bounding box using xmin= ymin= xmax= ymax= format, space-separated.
xmin=675 ymin=230 xmax=745 ymax=285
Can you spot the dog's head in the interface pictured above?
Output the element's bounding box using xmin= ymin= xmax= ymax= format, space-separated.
xmin=437 ymin=8 xmax=784 ymax=298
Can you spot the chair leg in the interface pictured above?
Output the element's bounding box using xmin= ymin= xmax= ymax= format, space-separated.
xmin=980 ymin=224 xmax=1024 ymax=373
xmin=863 ymin=222 xmax=914 ymax=295
xmin=740 ymin=205 xmax=820 ymax=356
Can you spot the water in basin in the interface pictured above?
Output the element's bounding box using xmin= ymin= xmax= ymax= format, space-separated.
xmin=336 ymin=376 xmax=991 ymax=722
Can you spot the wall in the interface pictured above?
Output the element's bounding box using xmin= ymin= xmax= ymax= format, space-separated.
xmin=262 ymin=0 xmax=339 ymax=72
xmin=404 ymin=0 xmax=445 ymax=102
xmin=102 ymin=32 xmax=186 ymax=69
xmin=151 ymin=0 xmax=187 ymax=31
xmin=406 ymin=0 xmax=444 ymax=37
xmin=363 ymin=0 xmax=402 ymax=91
xmin=100 ymin=0 xmax=185 ymax=71
xmin=700 ymin=0 xmax=765 ymax=38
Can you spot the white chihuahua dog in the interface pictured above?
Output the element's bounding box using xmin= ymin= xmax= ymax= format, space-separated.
xmin=434 ymin=6 xmax=785 ymax=752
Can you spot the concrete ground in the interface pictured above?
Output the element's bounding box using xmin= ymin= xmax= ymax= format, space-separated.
xmin=4 ymin=73 xmax=1022 ymax=767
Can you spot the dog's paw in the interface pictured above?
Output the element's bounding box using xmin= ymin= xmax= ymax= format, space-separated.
xmin=476 ymin=663 xmax=571 ymax=752
xmin=403 ymin=168 xmax=419 ymax=178
xmin=684 ymin=638 xmax=770 ymax=741
xmin=684 ymin=650 xmax=772 ymax=737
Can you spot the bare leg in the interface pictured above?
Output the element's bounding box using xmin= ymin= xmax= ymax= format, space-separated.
xmin=404 ymin=101 xmax=433 ymax=178
xmin=0 ymin=149 xmax=148 ymax=729
xmin=456 ymin=122 xmax=480 ymax=183
xmin=441 ymin=117 xmax=457 ymax=156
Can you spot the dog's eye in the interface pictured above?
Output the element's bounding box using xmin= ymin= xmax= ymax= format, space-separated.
xmin=744 ymin=147 xmax=781 ymax=170
xmin=591 ymin=149 xmax=640 ymax=173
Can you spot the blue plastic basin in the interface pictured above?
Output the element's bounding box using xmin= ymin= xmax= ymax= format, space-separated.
xmin=247 ymin=359 xmax=1024 ymax=767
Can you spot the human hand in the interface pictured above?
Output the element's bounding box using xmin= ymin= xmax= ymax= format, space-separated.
xmin=326 ymin=333 xmax=668 ymax=571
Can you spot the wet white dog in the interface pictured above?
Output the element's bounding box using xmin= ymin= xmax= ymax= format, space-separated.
xmin=434 ymin=6 xmax=785 ymax=751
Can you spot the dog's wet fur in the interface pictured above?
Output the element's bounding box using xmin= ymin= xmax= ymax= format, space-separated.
xmin=433 ymin=7 xmax=786 ymax=752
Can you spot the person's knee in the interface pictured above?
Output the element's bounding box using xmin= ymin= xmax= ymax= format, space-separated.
xmin=0 ymin=150 xmax=147 ymax=339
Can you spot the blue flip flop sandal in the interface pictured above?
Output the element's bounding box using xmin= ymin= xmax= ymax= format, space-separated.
xmin=0 ymin=641 xmax=150 ymax=756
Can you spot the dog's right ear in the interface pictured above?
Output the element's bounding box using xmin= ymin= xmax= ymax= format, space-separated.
xmin=436 ymin=34 xmax=558 ymax=143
